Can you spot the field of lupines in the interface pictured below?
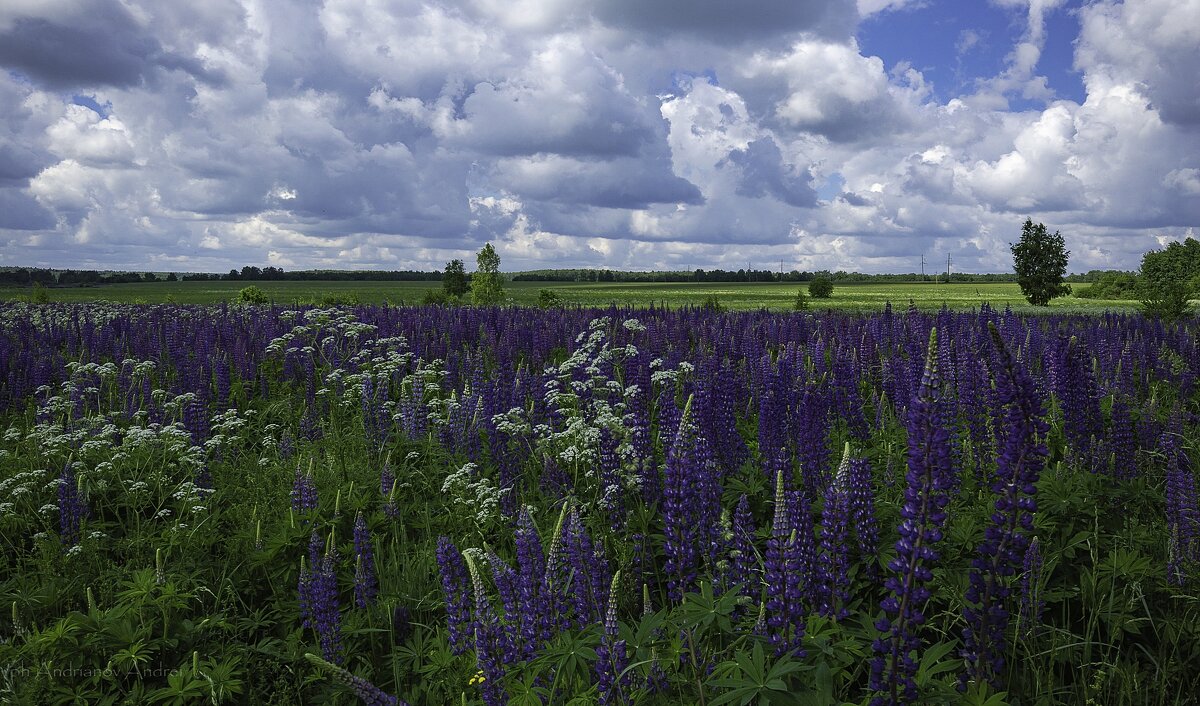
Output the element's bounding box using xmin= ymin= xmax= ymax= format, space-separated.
xmin=1 ymin=300 xmax=1199 ymax=705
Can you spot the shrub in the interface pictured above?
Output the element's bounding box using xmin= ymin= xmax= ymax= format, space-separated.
xmin=421 ymin=289 xmax=452 ymax=306
xmin=700 ymin=294 xmax=725 ymax=312
xmin=809 ymin=276 xmax=834 ymax=299
xmin=236 ymin=285 xmax=269 ymax=304
xmin=1075 ymin=272 xmax=1138 ymax=300
xmin=30 ymin=282 xmax=50 ymax=304
xmin=537 ymin=289 xmax=563 ymax=308
xmin=793 ymin=289 xmax=809 ymax=310
xmin=1141 ymin=284 xmax=1192 ymax=319
xmin=317 ymin=292 xmax=360 ymax=307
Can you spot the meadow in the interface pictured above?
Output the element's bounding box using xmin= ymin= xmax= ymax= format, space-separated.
xmin=0 ymin=278 xmax=1139 ymax=312
xmin=1 ymin=300 xmax=1197 ymax=705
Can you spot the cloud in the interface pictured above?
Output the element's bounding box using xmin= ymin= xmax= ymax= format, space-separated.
xmin=1075 ymin=0 xmax=1200 ymax=127
xmin=0 ymin=0 xmax=1195 ymax=273
xmin=739 ymin=39 xmax=925 ymax=142
xmin=0 ymin=0 xmax=222 ymax=89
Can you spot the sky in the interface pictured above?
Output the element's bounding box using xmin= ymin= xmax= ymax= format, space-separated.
xmin=0 ymin=0 xmax=1198 ymax=274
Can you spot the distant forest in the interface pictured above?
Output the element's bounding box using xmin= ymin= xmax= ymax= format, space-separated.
xmin=1 ymin=265 xmax=1126 ymax=286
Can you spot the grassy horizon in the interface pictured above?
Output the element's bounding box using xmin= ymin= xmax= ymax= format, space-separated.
xmin=1 ymin=279 xmax=1140 ymax=312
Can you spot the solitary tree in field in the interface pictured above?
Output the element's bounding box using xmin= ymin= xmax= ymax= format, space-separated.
xmin=471 ymin=243 xmax=505 ymax=305
xmin=443 ymin=259 xmax=468 ymax=298
xmin=809 ymin=274 xmax=834 ymax=299
xmin=1011 ymin=219 xmax=1070 ymax=306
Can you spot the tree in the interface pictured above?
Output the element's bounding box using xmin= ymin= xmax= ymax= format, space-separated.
xmin=470 ymin=243 xmax=505 ymax=305
xmin=1011 ymin=219 xmax=1070 ymax=306
xmin=1139 ymin=237 xmax=1200 ymax=318
xmin=809 ymin=274 xmax=834 ymax=299
xmin=443 ymin=259 xmax=468 ymax=298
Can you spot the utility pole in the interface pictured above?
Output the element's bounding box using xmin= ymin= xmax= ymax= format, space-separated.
xmin=920 ymin=254 xmax=926 ymax=281
xmin=946 ymin=253 xmax=953 ymax=282
xmin=779 ymin=259 xmax=784 ymax=282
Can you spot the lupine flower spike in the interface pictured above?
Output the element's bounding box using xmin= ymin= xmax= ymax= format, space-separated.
xmin=960 ymin=322 xmax=1049 ymax=691
xmin=304 ymin=653 xmax=405 ymax=706
xmin=870 ymin=328 xmax=953 ymax=706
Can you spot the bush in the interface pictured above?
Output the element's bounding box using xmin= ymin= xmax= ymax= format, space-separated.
xmin=29 ymin=282 xmax=50 ymax=304
xmin=1075 ymin=272 xmax=1139 ymax=300
xmin=537 ymin=289 xmax=563 ymax=308
xmin=317 ymin=292 xmax=360 ymax=307
xmin=793 ymin=289 xmax=809 ymax=311
xmin=1141 ymin=283 xmax=1192 ymax=319
xmin=421 ymin=289 xmax=452 ymax=306
xmin=700 ymin=294 xmax=725 ymax=312
xmin=808 ymin=276 xmax=834 ymax=299
xmin=236 ymin=285 xmax=269 ymax=304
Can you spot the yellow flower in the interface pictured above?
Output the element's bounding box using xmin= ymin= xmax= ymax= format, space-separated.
xmin=468 ymin=670 xmax=486 ymax=686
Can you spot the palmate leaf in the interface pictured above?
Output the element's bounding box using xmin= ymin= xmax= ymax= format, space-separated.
xmin=708 ymin=640 xmax=811 ymax=706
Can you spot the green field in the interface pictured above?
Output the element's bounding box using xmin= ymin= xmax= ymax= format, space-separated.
xmin=1 ymin=279 xmax=1139 ymax=311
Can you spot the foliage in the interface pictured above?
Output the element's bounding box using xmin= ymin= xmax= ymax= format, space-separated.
xmin=471 ymin=243 xmax=505 ymax=306
xmin=536 ymin=288 xmax=563 ymax=308
xmin=442 ymin=259 xmax=469 ymax=299
xmin=317 ymin=292 xmax=360 ymax=307
xmin=236 ymin=285 xmax=270 ymax=304
xmin=30 ymin=281 xmax=50 ymax=304
xmin=1075 ymin=272 xmax=1139 ymax=300
xmin=1139 ymin=238 xmax=1200 ymax=319
xmin=2 ymin=302 xmax=1200 ymax=705
xmin=1011 ymin=219 xmax=1071 ymax=306
xmin=793 ymin=290 xmax=809 ymax=311
xmin=421 ymin=289 xmax=452 ymax=306
xmin=808 ymin=275 xmax=834 ymax=299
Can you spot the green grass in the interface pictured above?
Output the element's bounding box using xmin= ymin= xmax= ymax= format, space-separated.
xmin=1 ymin=279 xmax=1140 ymax=311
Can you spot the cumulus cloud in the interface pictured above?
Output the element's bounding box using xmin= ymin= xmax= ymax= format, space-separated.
xmin=0 ymin=0 xmax=222 ymax=89
xmin=0 ymin=0 xmax=1196 ymax=273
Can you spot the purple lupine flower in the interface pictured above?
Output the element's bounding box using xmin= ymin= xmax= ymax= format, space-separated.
xmin=353 ymin=512 xmax=379 ymax=608
xmin=960 ymin=323 xmax=1049 ymax=690
xmin=487 ymin=550 xmax=520 ymax=657
xmin=818 ymin=447 xmax=853 ymax=620
xmin=786 ymin=488 xmax=816 ymax=639
xmin=559 ymin=507 xmax=612 ymax=628
xmin=309 ymin=534 xmax=343 ymax=663
xmin=279 ymin=430 xmax=295 ymax=460
xmin=464 ymin=552 xmax=508 ymax=706
xmin=598 ymin=429 xmax=626 ymax=531
xmin=436 ymin=536 xmax=473 ymax=655
xmin=298 ymin=557 xmax=314 ymax=630
xmin=304 ymin=653 xmax=404 ymax=706
xmin=661 ymin=394 xmax=722 ymax=603
xmin=291 ymin=463 xmax=317 ymax=515
xmin=299 ymin=530 xmax=323 ymax=630
xmin=1165 ymin=432 xmax=1200 ymax=585
xmin=847 ymin=456 xmax=880 ymax=581
xmin=1016 ymin=537 xmax=1045 ymax=639
xmin=57 ymin=463 xmax=89 ymax=547
xmin=725 ymin=494 xmax=759 ymax=602
xmin=595 ymin=571 xmax=631 ymax=706
xmin=1108 ymin=395 xmax=1136 ymax=480
xmin=380 ymin=460 xmax=399 ymax=519
xmin=871 ymin=328 xmax=953 ymax=706
xmin=764 ymin=470 xmax=805 ymax=657
xmin=514 ymin=509 xmax=548 ymax=659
